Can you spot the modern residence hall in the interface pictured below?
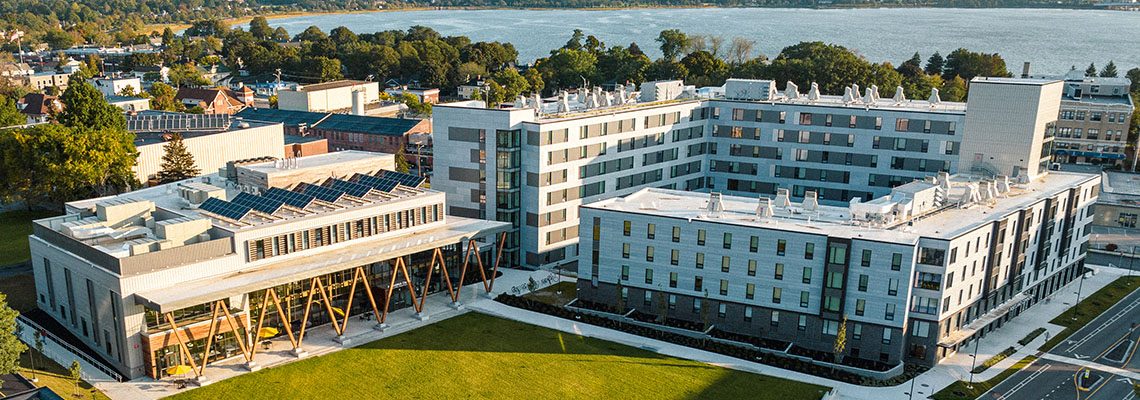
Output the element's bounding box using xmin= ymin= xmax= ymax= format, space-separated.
xmin=27 ymin=151 xmax=510 ymax=380
xmin=433 ymin=77 xmax=1063 ymax=271
xmin=577 ymin=169 xmax=1100 ymax=369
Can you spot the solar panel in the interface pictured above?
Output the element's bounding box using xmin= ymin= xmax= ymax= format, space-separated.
xmin=378 ymin=170 xmax=426 ymax=188
xmin=199 ymin=197 xmax=251 ymax=221
xmin=351 ymin=173 xmax=398 ymax=192
xmin=232 ymin=192 xmax=285 ymax=215
xmin=297 ymin=183 xmax=345 ymax=203
xmin=263 ymin=187 xmax=315 ymax=209
xmin=326 ymin=178 xmax=373 ymax=197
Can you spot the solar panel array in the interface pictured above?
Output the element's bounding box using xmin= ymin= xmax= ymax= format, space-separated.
xmin=263 ymin=187 xmax=315 ymax=209
xmin=351 ymin=173 xmax=399 ymax=192
xmin=232 ymin=192 xmax=285 ymax=215
xmin=199 ymin=197 xmax=252 ymax=221
xmin=297 ymin=183 xmax=346 ymax=203
xmin=326 ymin=178 xmax=374 ymax=198
xmin=126 ymin=113 xmax=232 ymax=133
xmin=377 ymin=170 xmax=426 ymax=188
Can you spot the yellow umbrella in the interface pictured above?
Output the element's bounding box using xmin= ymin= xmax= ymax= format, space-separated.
xmin=165 ymin=365 xmax=192 ymax=376
xmin=258 ymin=327 xmax=279 ymax=339
xmin=331 ymin=307 xmax=345 ymax=317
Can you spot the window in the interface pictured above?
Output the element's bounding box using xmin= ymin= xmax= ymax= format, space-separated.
xmin=855 ymin=299 xmax=866 ymax=316
xmin=720 ymin=280 xmax=729 ymax=296
xmin=826 ymin=271 xmax=844 ymax=289
xmin=670 ymin=249 xmax=680 ymax=265
xmin=853 ymin=323 xmax=862 ymax=340
xmin=746 ymin=283 xmax=755 ymax=299
xmin=883 ymin=328 xmax=892 ymax=344
xmin=748 ymin=260 xmax=757 ymax=276
xmin=800 ymin=291 xmax=810 ymax=308
xmin=647 ymin=223 xmax=656 ymax=239
xmin=694 ymin=276 xmax=703 ymax=292
xmin=721 ymin=256 xmax=731 ymax=272
xmin=885 ymin=303 xmax=896 ymax=321
xmin=858 ymin=274 xmax=869 ymax=291
xmin=646 ymin=246 xmax=654 ymax=262
xmin=718 ymin=303 xmax=727 ymax=318
xmin=744 ymin=306 xmax=753 ymax=322
xmin=775 ymin=263 xmax=784 ymax=280
xmin=697 ymin=229 xmax=706 ymax=245
xmin=896 ymin=118 xmax=910 ymax=131
xmin=750 ymin=236 xmax=759 ymax=252
xmin=828 ymin=244 xmax=846 ymax=264
xmin=888 ymin=278 xmax=899 ymax=296
xmin=645 ymin=268 xmax=654 ymax=284
xmin=777 ymin=239 xmax=786 ymax=256
xmin=798 ymin=315 xmax=807 ymax=331
xmin=622 ymin=243 xmax=630 ymax=258
xmin=913 ymin=320 xmax=931 ymax=338
xmin=771 ymin=311 xmax=780 ymax=326
xmin=861 ymin=249 xmax=872 ymax=267
xmin=623 ymin=220 xmax=631 ymax=236
xmin=668 ymin=294 xmax=677 ymax=310
xmin=644 ymin=291 xmax=653 ymax=306
xmin=696 ymin=253 xmax=705 ymax=269
xmin=802 ymin=267 xmax=812 ymax=284
xmin=672 ymin=226 xmax=681 ymax=242
xmin=723 ymin=232 xmax=732 ymax=249
xmin=669 ymin=272 xmax=678 ymax=288
xmin=822 ymin=319 xmax=839 ymax=335
xmin=621 ymin=265 xmax=629 ymax=280
xmin=772 ymin=287 xmax=782 ymax=303
xmin=823 ymin=295 xmax=841 ymax=312
xmin=891 ymin=253 xmax=902 ymax=270
xmin=693 ymin=299 xmax=702 ymax=313
xmin=805 ymin=243 xmax=815 ymax=260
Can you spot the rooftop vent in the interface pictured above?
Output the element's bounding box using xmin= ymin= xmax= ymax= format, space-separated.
xmin=802 ymin=191 xmax=819 ymax=211
xmin=706 ymin=192 xmax=724 ymax=217
xmin=928 ymin=88 xmax=941 ymax=104
xmin=807 ymin=82 xmax=820 ymax=101
xmin=842 ymin=87 xmax=856 ymax=103
xmin=774 ymin=188 xmax=791 ymax=208
xmin=784 ymin=81 xmax=800 ymax=100
xmin=893 ymin=86 xmax=906 ymax=103
xmin=757 ymin=197 xmax=774 ymax=218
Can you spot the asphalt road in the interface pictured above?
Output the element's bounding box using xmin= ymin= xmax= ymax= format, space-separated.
xmin=986 ymin=284 xmax=1140 ymax=400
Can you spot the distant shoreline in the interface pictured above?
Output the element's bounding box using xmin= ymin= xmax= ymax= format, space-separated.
xmin=150 ymin=4 xmax=1112 ymax=33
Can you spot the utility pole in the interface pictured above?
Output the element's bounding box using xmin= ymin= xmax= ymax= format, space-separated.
xmin=967 ymin=337 xmax=980 ymax=389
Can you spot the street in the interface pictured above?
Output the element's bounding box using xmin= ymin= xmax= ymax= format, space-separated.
xmin=986 ymin=279 xmax=1140 ymax=400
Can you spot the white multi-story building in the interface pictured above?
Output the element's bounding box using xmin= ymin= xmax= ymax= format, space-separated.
xmin=277 ymin=80 xmax=380 ymax=113
xmin=28 ymin=151 xmax=509 ymax=379
xmin=433 ymin=78 xmax=1063 ymax=270
xmin=578 ymin=169 xmax=1099 ymax=369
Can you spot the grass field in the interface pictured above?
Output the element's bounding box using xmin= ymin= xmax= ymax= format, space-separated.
xmin=17 ymin=347 xmax=110 ymax=400
xmin=0 ymin=210 xmax=57 ymax=267
xmin=1039 ymin=276 xmax=1140 ymax=351
xmin=169 ymin=313 xmax=829 ymax=400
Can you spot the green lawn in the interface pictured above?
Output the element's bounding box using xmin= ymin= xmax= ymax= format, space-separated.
xmin=1040 ymin=276 xmax=1140 ymax=351
xmin=931 ymin=356 xmax=1037 ymax=400
xmin=17 ymin=347 xmax=110 ymax=400
xmin=0 ymin=210 xmax=57 ymax=267
xmin=168 ymin=313 xmax=829 ymax=400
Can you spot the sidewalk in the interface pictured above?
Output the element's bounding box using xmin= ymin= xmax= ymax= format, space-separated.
xmin=23 ymin=268 xmax=558 ymax=400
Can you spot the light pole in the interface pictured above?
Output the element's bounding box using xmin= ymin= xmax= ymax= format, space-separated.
xmin=907 ymin=374 xmax=917 ymax=400
xmin=1073 ymin=267 xmax=1086 ymax=321
xmin=967 ymin=337 xmax=980 ymax=389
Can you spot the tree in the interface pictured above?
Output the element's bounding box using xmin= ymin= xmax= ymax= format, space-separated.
xmin=595 ymin=45 xmax=650 ymax=85
xmin=656 ymin=29 xmax=689 ymax=62
xmin=563 ymin=29 xmax=584 ymax=51
xmin=0 ymin=124 xmax=137 ymax=209
xmin=833 ymin=314 xmax=848 ymax=363
xmin=492 ymin=67 xmax=530 ymax=100
xmin=1086 ymin=63 xmax=1098 ymax=77
xmin=0 ymin=96 xmax=24 ymax=127
xmin=485 ymin=81 xmax=506 ymax=107
xmin=925 ymin=52 xmax=945 ymax=76
xmin=680 ymin=50 xmax=728 ymax=87
xmin=941 ymin=75 xmax=968 ymax=102
xmin=1127 ymin=68 xmax=1140 ymax=93
xmin=536 ymin=48 xmax=596 ymax=90
xmin=1100 ymin=61 xmax=1119 ymax=78
xmin=58 ymin=79 xmax=127 ymax=131
xmin=524 ymin=68 xmax=545 ymax=95
xmin=186 ymin=20 xmax=228 ymax=37
xmin=644 ymin=60 xmax=687 ymax=82
xmin=162 ymin=27 xmax=175 ymax=45
xmin=156 ymin=133 xmax=200 ymax=183
xmin=0 ymin=293 xmax=27 ymax=387
xmin=394 ymin=147 xmax=412 ymax=174
xmin=43 ymin=29 xmax=76 ymax=51
xmin=294 ymin=26 xmax=327 ymax=43
xmin=727 ymin=37 xmax=756 ymax=65
xmin=69 ymin=360 xmax=82 ymax=397
xmin=943 ymin=48 xmax=1009 ymax=81
xmin=249 ymin=17 xmax=272 ymax=40
xmin=148 ymin=82 xmax=179 ymax=111
xmin=271 ymin=27 xmax=290 ymax=43
xmin=168 ymin=63 xmax=210 ymax=87
xmin=31 ymin=331 xmax=44 ymax=382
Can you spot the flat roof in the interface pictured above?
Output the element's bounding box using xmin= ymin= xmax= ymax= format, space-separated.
xmin=292 ymin=80 xmax=372 ymax=92
xmin=133 ymin=216 xmax=510 ymax=312
xmin=971 ymin=77 xmax=1062 ymax=86
xmin=585 ymin=171 xmax=1098 ymax=242
xmin=238 ymin=150 xmax=384 ymax=175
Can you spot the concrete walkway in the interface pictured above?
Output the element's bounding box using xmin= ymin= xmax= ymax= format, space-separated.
xmin=1039 ymin=353 xmax=1140 ymax=380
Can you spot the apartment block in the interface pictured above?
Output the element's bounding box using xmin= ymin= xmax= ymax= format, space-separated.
xmin=1050 ymin=71 xmax=1135 ymax=169
xmin=433 ymin=78 xmax=1064 ymax=270
xmin=29 ymin=151 xmax=509 ymax=379
xmin=578 ymin=169 xmax=1099 ymax=369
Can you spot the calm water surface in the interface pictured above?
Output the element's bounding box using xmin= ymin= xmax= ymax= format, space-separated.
xmin=269 ymin=8 xmax=1140 ymax=74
